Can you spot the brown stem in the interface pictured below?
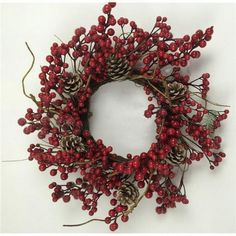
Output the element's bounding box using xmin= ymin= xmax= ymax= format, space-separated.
xmin=85 ymin=75 xmax=91 ymax=90
xmin=162 ymin=79 xmax=172 ymax=106
xmin=190 ymin=92 xmax=230 ymax=108
xmin=74 ymin=156 xmax=103 ymax=166
xmin=22 ymin=42 xmax=39 ymax=106
xmin=182 ymin=134 xmax=202 ymax=149
xmin=147 ymin=80 xmax=169 ymax=100
xmin=2 ymin=158 xmax=28 ymax=163
xmin=54 ymin=34 xmax=64 ymax=43
xmin=63 ymin=218 xmax=105 ymax=227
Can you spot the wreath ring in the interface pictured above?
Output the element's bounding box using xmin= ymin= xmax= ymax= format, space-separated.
xmin=18 ymin=2 xmax=229 ymax=231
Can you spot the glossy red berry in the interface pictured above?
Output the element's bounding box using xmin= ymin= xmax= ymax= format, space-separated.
xmin=121 ymin=215 xmax=129 ymax=222
xmin=109 ymin=222 xmax=118 ymax=231
xmin=103 ymin=4 xmax=112 ymax=14
xmin=18 ymin=118 xmax=26 ymax=126
xmin=98 ymin=15 xmax=106 ymax=24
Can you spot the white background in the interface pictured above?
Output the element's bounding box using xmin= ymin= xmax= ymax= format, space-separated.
xmin=1 ymin=2 xmax=236 ymax=233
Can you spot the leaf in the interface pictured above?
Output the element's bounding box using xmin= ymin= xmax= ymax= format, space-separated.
xmin=201 ymin=110 xmax=218 ymax=136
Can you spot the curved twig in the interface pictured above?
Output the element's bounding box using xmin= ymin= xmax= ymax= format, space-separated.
xmin=63 ymin=218 xmax=105 ymax=227
xmin=22 ymin=42 xmax=38 ymax=106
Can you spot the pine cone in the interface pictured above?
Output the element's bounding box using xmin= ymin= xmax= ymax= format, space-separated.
xmin=60 ymin=135 xmax=86 ymax=152
xmin=167 ymin=81 xmax=187 ymax=101
xmin=117 ymin=182 xmax=139 ymax=206
xmin=63 ymin=73 xmax=83 ymax=94
xmin=168 ymin=144 xmax=187 ymax=164
xmin=107 ymin=55 xmax=131 ymax=81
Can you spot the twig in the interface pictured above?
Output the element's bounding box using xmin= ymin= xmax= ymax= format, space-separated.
xmin=85 ymin=75 xmax=91 ymax=90
xmin=147 ymin=80 xmax=169 ymax=100
xmin=190 ymin=92 xmax=230 ymax=108
xmin=22 ymin=42 xmax=38 ymax=106
xmin=63 ymin=218 xmax=105 ymax=227
xmin=54 ymin=34 xmax=64 ymax=43
xmin=2 ymin=158 xmax=28 ymax=163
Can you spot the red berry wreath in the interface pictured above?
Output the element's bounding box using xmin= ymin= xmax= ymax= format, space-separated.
xmin=18 ymin=2 xmax=229 ymax=231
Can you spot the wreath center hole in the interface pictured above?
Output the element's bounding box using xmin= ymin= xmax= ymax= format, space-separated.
xmin=89 ymin=80 xmax=156 ymax=157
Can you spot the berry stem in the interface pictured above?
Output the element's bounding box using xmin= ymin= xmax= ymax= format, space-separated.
xmin=53 ymin=34 xmax=64 ymax=43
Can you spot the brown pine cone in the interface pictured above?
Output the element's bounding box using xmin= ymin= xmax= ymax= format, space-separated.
xmin=63 ymin=73 xmax=83 ymax=94
xmin=107 ymin=55 xmax=131 ymax=81
xmin=117 ymin=181 xmax=139 ymax=206
xmin=167 ymin=81 xmax=187 ymax=101
xmin=168 ymin=144 xmax=187 ymax=164
xmin=60 ymin=135 xmax=86 ymax=152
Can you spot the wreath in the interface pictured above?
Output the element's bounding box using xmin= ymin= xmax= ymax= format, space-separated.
xmin=18 ymin=2 xmax=229 ymax=231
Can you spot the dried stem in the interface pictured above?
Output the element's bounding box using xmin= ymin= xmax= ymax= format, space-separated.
xmin=162 ymin=79 xmax=172 ymax=106
xmin=22 ymin=42 xmax=38 ymax=106
xmin=63 ymin=218 xmax=105 ymax=227
xmin=2 ymin=158 xmax=28 ymax=163
xmin=147 ymin=80 xmax=169 ymax=100
xmin=190 ymin=92 xmax=230 ymax=108
xmin=54 ymin=34 xmax=64 ymax=43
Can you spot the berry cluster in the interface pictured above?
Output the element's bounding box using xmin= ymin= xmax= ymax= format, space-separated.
xmin=18 ymin=2 xmax=229 ymax=231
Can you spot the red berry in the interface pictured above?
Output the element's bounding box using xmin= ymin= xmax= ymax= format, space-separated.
xmin=130 ymin=21 xmax=137 ymax=29
xmin=109 ymin=222 xmax=118 ymax=231
xmin=41 ymin=66 xmax=49 ymax=73
xmin=145 ymin=191 xmax=153 ymax=199
xmin=18 ymin=118 xmax=26 ymax=126
xmin=98 ymin=15 xmax=106 ymax=24
xmin=199 ymin=40 xmax=206 ymax=48
xmin=60 ymin=173 xmax=68 ymax=180
xmin=183 ymin=35 xmax=190 ymax=41
xmin=107 ymin=146 xmax=113 ymax=152
xmin=156 ymin=16 xmax=162 ymax=22
xmin=156 ymin=207 xmax=162 ymax=214
xmin=162 ymin=17 xmax=167 ymax=22
xmin=50 ymin=169 xmax=57 ymax=176
xmin=108 ymin=17 xmax=116 ymax=26
xmin=75 ymin=28 xmax=82 ymax=36
xmin=144 ymin=110 xmax=152 ymax=118
xmin=63 ymin=195 xmax=71 ymax=203
xmin=107 ymin=28 xmax=115 ymax=36
xmin=105 ymin=217 xmax=111 ymax=224
xmin=48 ymin=182 xmax=56 ymax=189
xmin=108 ymin=209 xmax=116 ymax=217
xmin=117 ymin=17 xmax=124 ymax=26
xmin=39 ymin=163 xmax=47 ymax=171
xmin=110 ymin=198 xmax=117 ymax=206
xmin=182 ymin=198 xmax=189 ymax=204
xmin=159 ymin=109 xmax=167 ymax=117
xmin=108 ymin=2 xmax=116 ymax=8
xmin=46 ymin=55 xmax=53 ymax=63
xmin=121 ymin=215 xmax=129 ymax=222
xmin=169 ymin=42 xmax=177 ymax=52
xmin=103 ymin=4 xmax=112 ymax=14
